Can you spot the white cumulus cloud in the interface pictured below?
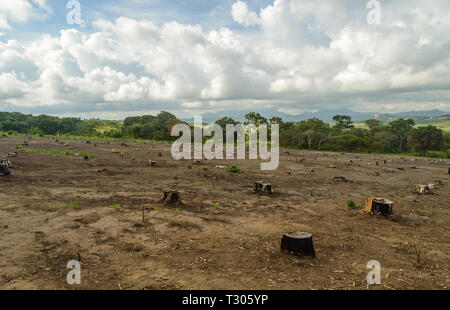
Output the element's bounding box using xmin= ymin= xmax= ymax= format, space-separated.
xmin=0 ymin=0 xmax=450 ymax=117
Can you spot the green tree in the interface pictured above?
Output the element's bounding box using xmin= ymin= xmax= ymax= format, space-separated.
xmin=215 ymin=117 xmax=237 ymax=129
xmin=389 ymin=118 xmax=415 ymax=152
xmin=244 ymin=112 xmax=267 ymax=125
xmin=408 ymin=125 xmax=444 ymax=155
xmin=270 ymin=117 xmax=283 ymax=125
xmin=364 ymin=119 xmax=383 ymax=131
xmin=332 ymin=115 xmax=354 ymax=129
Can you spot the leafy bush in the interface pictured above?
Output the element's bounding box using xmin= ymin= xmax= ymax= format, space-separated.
xmin=226 ymin=165 xmax=243 ymax=174
xmin=346 ymin=200 xmax=361 ymax=209
xmin=112 ymin=202 xmax=121 ymax=211
xmin=68 ymin=201 xmax=79 ymax=209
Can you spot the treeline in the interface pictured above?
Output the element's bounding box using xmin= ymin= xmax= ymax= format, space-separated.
xmin=0 ymin=111 xmax=180 ymax=141
xmin=215 ymin=112 xmax=449 ymax=158
xmin=1 ymin=111 xmax=449 ymax=157
xmin=0 ymin=112 xmax=98 ymax=136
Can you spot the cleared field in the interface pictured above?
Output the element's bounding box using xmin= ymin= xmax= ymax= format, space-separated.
xmin=0 ymin=137 xmax=449 ymax=290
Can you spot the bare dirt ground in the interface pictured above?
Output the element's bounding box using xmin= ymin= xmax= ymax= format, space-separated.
xmin=0 ymin=136 xmax=449 ymax=290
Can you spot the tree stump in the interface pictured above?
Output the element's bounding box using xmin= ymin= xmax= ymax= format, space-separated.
xmin=447 ymin=167 xmax=450 ymax=175
xmin=333 ymin=176 xmax=347 ymax=182
xmin=416 ymin=185 xmax=432 ymax=195
xmin=162 ymin=191 xmax=182 ymax=204
xmin=365 ymin=197 xmax=394 ymax=216
xmin=254 ymin=181 xmax=273 ymax=194
xmin=0 ymin=165 xmax=11 ymax=176
xmin=281 ymin=232 xmax=316 ymax=257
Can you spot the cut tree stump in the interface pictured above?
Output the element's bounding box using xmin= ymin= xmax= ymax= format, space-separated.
xmin=162 ymin=191 xmax=182 ymax=204
xmin=333 ymin=176 xmax=347 ymax=182
xmin=416 ymin=185 xmax=432 ymax=195
xmin=281 ymin=232 xmax=316 ymax=257
xmin=365 ymin=197 xmax=393 ymax=216
xmin=254 ymin=181 xmax=273 ymax=194
xmin=0 ymin=164 xmax=11 ymax=176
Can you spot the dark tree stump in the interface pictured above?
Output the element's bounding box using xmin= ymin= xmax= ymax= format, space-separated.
xmin=254 ymin=181 xmax=273 ymax=194
xmin=0 ymin=165 xmax=11 ymax=176
xmin=162 ymin=191 xmax=182 ymax=204
xmin=365 ymin=197 xmax=393 ymax=216
xmin=333 ymin=176 xmax=347 ymax=182
xmin=281 ymin=232 xmax=316 ymax=257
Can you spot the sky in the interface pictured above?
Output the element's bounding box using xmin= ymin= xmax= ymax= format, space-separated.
xmin=0 ymin=0 xmax=449 ymax=119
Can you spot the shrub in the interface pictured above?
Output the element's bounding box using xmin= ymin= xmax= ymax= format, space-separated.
xmin=227 ymin=165 xmax=243 ymax=174
xmin=68 ymin=201 xmax=79 ymax=209
xmin=112 ymin=202 xmax=120 ymax=211
xmin=347 ymin=200 xmax=361 ymax=209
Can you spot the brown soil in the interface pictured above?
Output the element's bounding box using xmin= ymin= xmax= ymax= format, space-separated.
xmin=0 ymin=137 xmax=449 ymax=290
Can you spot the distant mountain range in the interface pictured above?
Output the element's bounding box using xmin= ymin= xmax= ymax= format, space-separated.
xmin=182 ymin=109 xmax=450 ymax=123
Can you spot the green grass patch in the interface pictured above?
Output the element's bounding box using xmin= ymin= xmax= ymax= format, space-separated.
xmin=346 ymin=199 xmax=361 ymax=209
xmin=68 ymin=201 xmax=79 ymax=209
xmin=112 ymin=202 xmax=121 ymax=211
xmin=226 ymin=165 xmax=244 ymax=174
xmin=19 ymin=147 xmax=95 ymax=159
